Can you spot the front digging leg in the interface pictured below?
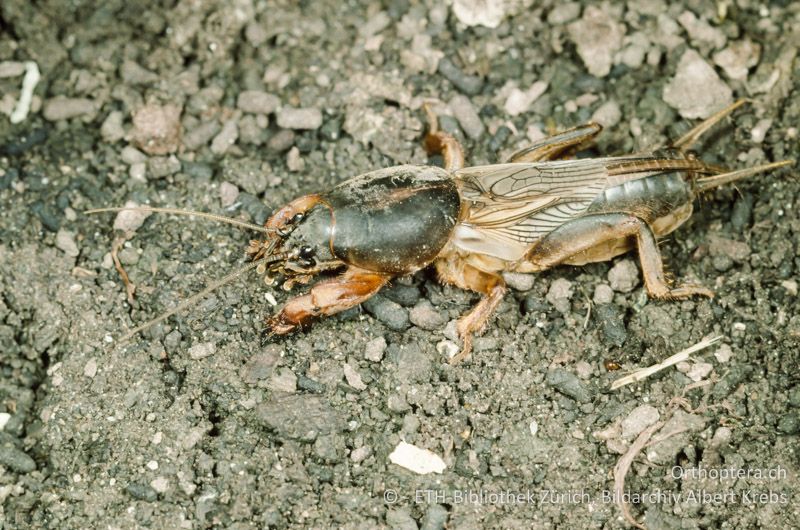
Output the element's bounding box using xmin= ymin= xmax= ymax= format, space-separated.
xmin=266 ymin=266 xmax=392 ymax=334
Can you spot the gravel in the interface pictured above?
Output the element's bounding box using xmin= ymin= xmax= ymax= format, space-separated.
xmin=607 ymin=259 xmax=639 ymax=293
xmin=236 ymin=90 xmax=280 ymax=115
xmin=546 ymin=368 xmax=593 ymax=403
xmin=662 ymin=49 xmax=733 ymax=119
xmin=42 ymin=96 xmax=96 ymax=121
xmin=448 ymin=94 xmax=484 ymax=140
xmin=363 ymin=295 xmax=410 ymax=331
xmin=3 ymin=3 xmax=799 ymax=529
xmin=567 ymin=5 xmax=625 ymax=78
xmin=275 ymin=107 xmax=323 ymax=130
xmin=131 ymin=103 xmax=182 ymax=155
xmin=437 ymin=57 xmax=483 ymax=96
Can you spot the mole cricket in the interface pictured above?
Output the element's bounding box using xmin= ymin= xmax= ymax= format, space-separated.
xmin=88 ymin=100 xmax=792 ymax=363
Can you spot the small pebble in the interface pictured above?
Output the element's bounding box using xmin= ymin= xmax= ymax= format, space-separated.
xmin=269 ymin=367 xmax=298 ymax=393
xmin=546 ymin=368 xmax=593 ymax=403
xmin=210 ymin=119 xmax=239 ymax=155
xmin=593 ymin=283 xmax=614 ymax=304
xmin=436 ymin=340 xmax=459 ymax=359
xmin=567 ymin=6 xmax=625 ymax=77
xmin=84 ymin=358 xmax=98 ymax=378
xmin=547 ymin=2 xmax=581 ymax=25
xmin=621 ymin=405 xmax=660 ymax=438
xmin=546 ymin=278 xmax=573 ymax=313
xmin=365 ymin=337 xmax=387 ymax=362
xmin=0 ymin=61 xmax=26 ymax=78
xmin=343 ymin=363 xmax=367 ymax=391
xmin=188 ymin=342 xmax=216 ymax=360
xmin=150 ymin=477 xmax=169 ymax=494
xmin=100 ymin=111 xmax=126 ymax=143
xmin=363 ymin=295 xmax=410 ymax=331
xmin=503 ymin=272 xmax=535 ymax=291
xmin=686 ymin=362 xmax=714 ymax=382
xmin=126 ymin=483 xmax=157 ymax=502
xmin=219 ymin=182 xmax=239 ymax=207
xmin=121 ymin=145 xmax=147 ymax=165
xmin=388 ymin=441 xmax=446 ymax=474
xmin=286 ymin=146 xmax=305 ymax=172
xmin=147 ymin=155 xmax=181 ymax=179
xmin=132 ymin=103 xmax=182 ymax=155
xmin=750 ymin=118 xmax=772 ymax=144
xmin=0 ymin=413 xmax=10 ymax=430
xmin=590 ymin=100 xmax=622 ymax=128
xmin=714 ymin=343 xmax=733 ymax=363
xmin=42 ymin=96 xmax=96 ymax=121
xmin=268 ymin=129 xmax=295 ymax=152
xmin=183 ymin=120 xmax=220 ymax=151
xmin=437 ymin=57 xmax=483 ymax=95
xmin=504 ymin=81 xmax=548 ymax=116
xmin=276 ymin=107 xmax=323 ymax=130
xmin=713 ymin=39 xmax=761 ymax=81
xmin=409 ymin=300 xmax=446 ymax=331
xmin=350 ymin=445 xmax=371 ymax=463
xmin=451 ymin=0 xmax=509 ymax=28
xmin=113 ymin=201 xmax=151 ymax=232
xmin=236 ymin=90 xmax=280 ymax=114
xmin=663 ymin=49 xmax=733 ymax=119
xmin=677 ymin=11 xmax=726 ymax=50
xmin=608 ymin=259 xmax=639 ymax=293
xmin=55 ymin=229 xmax=79 ymax=257
xmin=595 ymin=304 xmax=627 ymax=347
xmin=0 ymin=445 xmax=36 ymax=473
xmin=449 ymin=94 xmax=484 ymax=140
xmin=777 ymin=414 xmax=800 ymax=435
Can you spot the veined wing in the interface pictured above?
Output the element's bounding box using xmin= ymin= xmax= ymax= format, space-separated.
xmin=452 ymin=160 xmax=610 ymax=259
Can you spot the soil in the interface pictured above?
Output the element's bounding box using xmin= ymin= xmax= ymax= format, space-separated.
xmin=1 ymin=1 xmax=799 ymax=529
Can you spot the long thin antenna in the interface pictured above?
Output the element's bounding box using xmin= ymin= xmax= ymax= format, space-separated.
xmin=85 ymin=206 xmax=274 ymax=234
xmin=116 ymin=258 xmax=267 ymax=344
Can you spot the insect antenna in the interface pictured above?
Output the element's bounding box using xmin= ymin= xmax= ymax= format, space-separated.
xmin=85 ymin=206 xmax=276 ymax=234
xmin=116 ymin=257 xmax=269 ymax=344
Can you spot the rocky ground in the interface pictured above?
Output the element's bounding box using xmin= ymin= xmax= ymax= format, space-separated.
xmin=1 ymin=1 xmax=799 ymax=528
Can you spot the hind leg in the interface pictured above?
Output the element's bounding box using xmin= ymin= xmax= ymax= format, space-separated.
xmin=507 ymin=123 xmax=603 ymax=162
xmin=526 ymin=214 xmax=714 ymax=299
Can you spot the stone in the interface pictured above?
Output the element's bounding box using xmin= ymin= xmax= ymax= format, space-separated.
xmin=567 ymin=6 xmax=625 ymax=77
xmin=663 ymin=49 xmax=733 ymax=119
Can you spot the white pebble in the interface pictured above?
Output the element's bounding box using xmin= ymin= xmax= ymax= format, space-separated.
xmin=389 ymin=441 xmax=446 ymax=474
xmin=113 ymin=201 xmax=151 ymax=232
xmin=343 ymin=363 xmax=367 ymax=390
xmin=55 ymin=229 xmax=80 ymax=257
xmin=10 ymin=61 xmax=40 ymax=124
xmin=188 ymin=342 xmax=216 ymax=360
xmin=663 ymin=49 xmax=732 ymax=119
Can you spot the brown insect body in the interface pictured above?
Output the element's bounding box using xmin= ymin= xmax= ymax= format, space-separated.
xmin=90 ymin=100 xmax=792 ymax=363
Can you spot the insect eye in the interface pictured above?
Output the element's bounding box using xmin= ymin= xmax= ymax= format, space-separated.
xmin=291 ymin=213 xmax=304 ymax=224
xmin=298 ymin=245 xmax=315 ymax=260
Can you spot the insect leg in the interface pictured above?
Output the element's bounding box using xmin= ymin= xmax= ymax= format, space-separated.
xmin=423 ymin=103 xmax=465 ymax=171
xmin=507 ymin=123 xmax=603 ymax=162
xmin=435 ymin=256 xmax=507 ymax=364
xmin=525 ymin=214 xmax=714 ymax=299
xmin=670 ymin=99 xmax=747 ymax=151
xmin=265 ymin=266 xmax=391 ymax=334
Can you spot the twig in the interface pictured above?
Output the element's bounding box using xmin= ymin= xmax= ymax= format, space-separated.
xmin=610 ymin=335 xmax=723 ymax=390
xmin=111 ymin=235 xmax=136 ymax=305
xmin=613 ymin=420 xmax=664 ymax=530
